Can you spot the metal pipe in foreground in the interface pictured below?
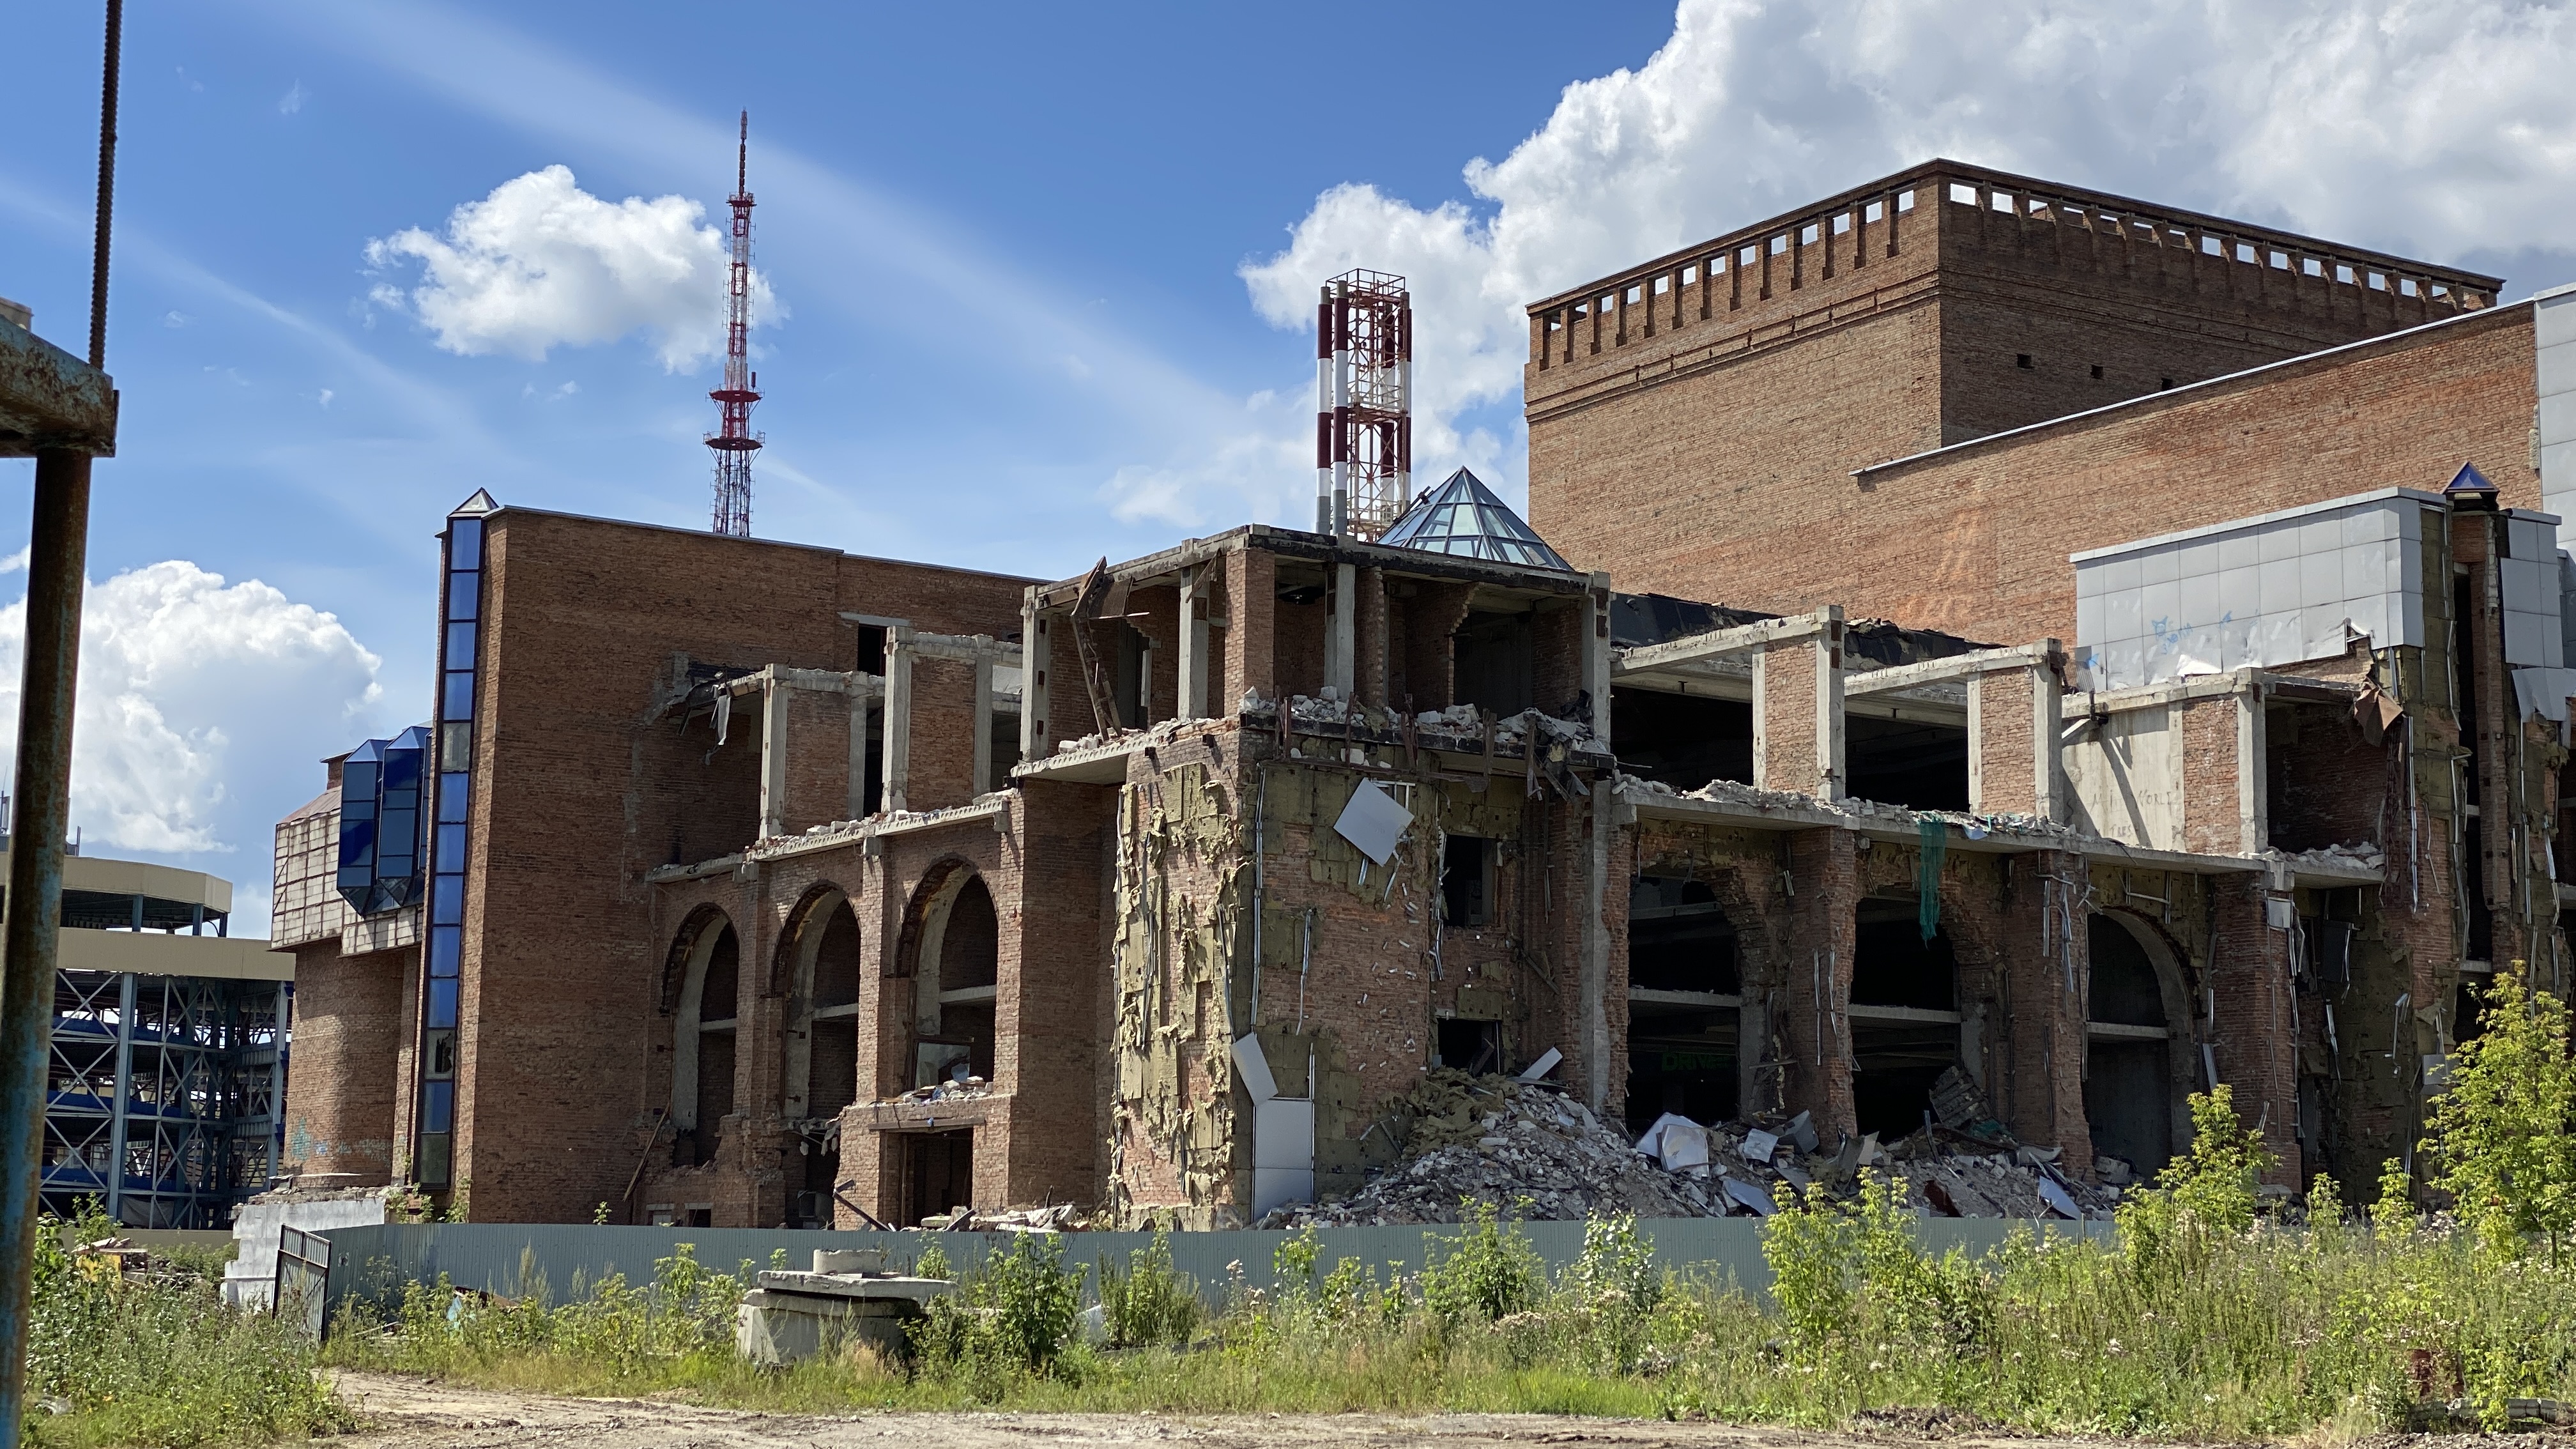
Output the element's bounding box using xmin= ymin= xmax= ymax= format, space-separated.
xmin=0 ymin=450 xmax=95 ymax=1441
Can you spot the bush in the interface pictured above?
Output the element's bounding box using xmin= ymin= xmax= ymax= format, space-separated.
xmin=911 ymin=1234 xmax=1089 ymax=1390
xmin=1418 ymin=1199 xmax=1544 ymax=1328
xmin=2424 ymin=959 xmax=2576 ymax=1262
xmin=1098 ymin=1228 xmax=1200 ymax=1349
xmin=29 ymin=1205 xmax=351 ymax=1448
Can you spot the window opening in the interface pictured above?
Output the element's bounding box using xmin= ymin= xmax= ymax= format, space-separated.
xmin=1850 ymin=895 xmax=1959 ymax=1138
xmin=1441 ymin=835 xmax=1492 ymax=927
xmin=1624 ymin=875 xmax=1740 ymax=1134
xmin=2083 ymin=914 xmax=2175 ymax=1178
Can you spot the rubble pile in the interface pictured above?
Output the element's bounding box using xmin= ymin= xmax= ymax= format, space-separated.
xmin=1262 ymin=1066 xmax=2119 ymax=1227
xmin=1262 ymin=1069 xmax=1704 ymax=1226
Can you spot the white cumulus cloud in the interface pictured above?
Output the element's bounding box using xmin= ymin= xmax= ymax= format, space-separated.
xmin=1230 ymin=0 xmax=2576 ymax=509
xmin=366 ymin=164 xmax=779 ymax=370
xmin=0 ymin=564 xmax=384 ymax=924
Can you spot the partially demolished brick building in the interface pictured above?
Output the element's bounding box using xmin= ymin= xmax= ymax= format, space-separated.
xmin=274 ymin=160 xmax=2576 ymax=1228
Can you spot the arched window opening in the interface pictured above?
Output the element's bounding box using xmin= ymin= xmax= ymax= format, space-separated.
xmin=1850 ymin=893 xmax=1963 ymax=1139
xmin=2085 ymin=912 xmax=2181 ymax=1180
xmin=670 ymin=916 xmax=739 ymax=1165
xmin=913 ymin=871 xmax=999 ymax=1087
xmin=778 ymin=889 xmax=862 ymax=1229
xmin=1623 ymin=875 xmax=1742 ymax=1135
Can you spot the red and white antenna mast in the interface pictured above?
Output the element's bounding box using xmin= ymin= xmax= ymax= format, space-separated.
xmin=1314 ymin=269 xmax=1411 ymax=539
xmin=708 ymin=111 xmax=760 ymax=537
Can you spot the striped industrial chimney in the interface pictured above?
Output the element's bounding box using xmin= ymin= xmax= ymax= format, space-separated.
xmin=1314 ymin=270 xmax=1411 ymax=539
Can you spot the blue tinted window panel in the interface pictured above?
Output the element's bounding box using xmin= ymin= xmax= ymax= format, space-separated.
xmin=435 ymin=824 xmax=467 ymax=873
xmin=442 ymin=671 xmax=476 ymax=721
xmin=444 ymin=620 xmax=477 ymax=671
xmin=384 ymin=751 xmax=422 ymax=793
xmin=429 ymin=924 xmax=462 ymax=977
xmin=337 ymin=818 xmax=376 ymax=869
xmin=437 ymin=774 xmax=470 ymax=822
xmin=445 ymin=573 xmax=479 ymax=622
xmin=420 ymin=1080 xmax=454 ymax=1133
xmin=430 ymin=889 xmax=463 ymax=927
xmin=448 ymin=519 xmax=482 ymax=571
xmin=426 ymin=978 xmax=459 ymax=1028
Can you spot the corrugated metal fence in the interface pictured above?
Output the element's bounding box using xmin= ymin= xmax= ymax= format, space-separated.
xmin=310 ymin=1218 xmax=2110 ymax=1331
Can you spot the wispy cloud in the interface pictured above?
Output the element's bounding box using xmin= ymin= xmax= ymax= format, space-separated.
xmin=244 ymin=0 xmax=1307 ymax=521
xmin=278 ymin=80 xmax=308 ymax=114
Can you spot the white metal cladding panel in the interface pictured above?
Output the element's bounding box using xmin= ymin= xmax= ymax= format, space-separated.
xmin=2542 ymin=288 xmax=2576 ymax=545
xmin=2073 ymin=495 xmax=2432 ymax=690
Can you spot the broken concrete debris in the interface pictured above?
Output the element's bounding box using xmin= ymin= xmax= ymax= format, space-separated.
xmin=1259 ymin=1069 xmax=2116 ymax=1227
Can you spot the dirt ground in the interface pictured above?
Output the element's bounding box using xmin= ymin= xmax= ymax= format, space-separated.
xmin=332 ymin=1361 xmax=2328 ymax=1443
xmin=332 ymin=1372 xmax=2556 ymax=1449
xmin=322 ymin=1372 xmax=2105 ymax=1449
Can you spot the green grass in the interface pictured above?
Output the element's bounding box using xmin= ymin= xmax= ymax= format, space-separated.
xmin=27 ymin=1208 xmax=351 ymax=1449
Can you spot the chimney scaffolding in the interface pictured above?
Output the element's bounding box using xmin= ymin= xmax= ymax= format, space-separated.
xmin=1314 ymin=270 xmax=1411 ymax=539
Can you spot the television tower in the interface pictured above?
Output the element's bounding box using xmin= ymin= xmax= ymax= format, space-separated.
xmin=707 ymin=111 xmax=760 ymax=537
xmin=1314 ymin=269 xmax=1411 ymax=539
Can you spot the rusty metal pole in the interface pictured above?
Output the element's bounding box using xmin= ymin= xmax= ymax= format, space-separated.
xmin=0 ymin=454 xmax=93 ymax=1431
xmin=0 ymin=3 xmax=118 ymax=1437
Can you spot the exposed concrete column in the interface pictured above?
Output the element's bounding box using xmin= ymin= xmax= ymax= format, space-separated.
xmin=1324 ymin=562 xmax=1357 ymax=701
xmin=1582 ymin=572 xmax=1613 ymax=744
xmin=2209 ymin=867 xmax=2303 ymax=1187
xmin=1176 ymin=565 xmax=1210 ymax=720
xmin=756 ymin=668 xmax=788 ymax=839
xmin=1356 ymin=565 xmax=1389 ymax=707
xmin=881 ymin=629 xmax=914 ymax=814
xmin=1780 ymin=828 xmax=1859 ymax=1144
xmin=1020 ymin=591 xmax=1050 ymax=763
xmin=971 ymin=656 xmax=995 ymax=796
xmin=1991 ymin=848 xmax=2094 ymax=1176
xmin=1579 ymin=779 xmax=1614 ymax=1111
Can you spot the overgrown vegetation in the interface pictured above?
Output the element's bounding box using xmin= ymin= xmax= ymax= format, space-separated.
xmin=318 ymin=975 xmax=2576 ymax=1438
xmin=26 ymin=1206 xmax=349 ymax=1448
xmin=45 ymin=961 xmax=2576 ymax=1443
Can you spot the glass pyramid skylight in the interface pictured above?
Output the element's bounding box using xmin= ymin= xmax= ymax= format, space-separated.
xmin=1376 ymin=467 xmax=1574 ymax=571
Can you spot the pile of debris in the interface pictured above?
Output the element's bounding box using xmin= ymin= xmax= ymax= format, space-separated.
xmin=1262 ymin=1066 xmax=2119 ymax=1227
xmin=917 ymin=1202 xmax=1085 ymax=1233
xmin=1261 ymin=1068 xmax=1704 ymax=1226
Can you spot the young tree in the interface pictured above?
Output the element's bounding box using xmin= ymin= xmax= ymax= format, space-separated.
xmin=2422 ymin=960 xmax=2576 ymax=1261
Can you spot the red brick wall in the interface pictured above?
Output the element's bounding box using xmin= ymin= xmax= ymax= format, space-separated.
xmin=1529 ymin=224 xmax=2532 ymax=642
xmin=453 ymin=510 xmax=1029 ymax=1223
xmin=280 ymin=944 xmax=405 ymax=1186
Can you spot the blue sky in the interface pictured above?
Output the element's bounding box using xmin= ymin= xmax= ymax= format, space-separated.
xmin=3 ymin=0 xmax=2572 ymax=929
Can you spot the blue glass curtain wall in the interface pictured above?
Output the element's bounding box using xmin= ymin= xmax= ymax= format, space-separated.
xmin=335 ymin=726 xmax=429 ymax=914
xmin=412 ymin=507 xmax=485 ymax=1192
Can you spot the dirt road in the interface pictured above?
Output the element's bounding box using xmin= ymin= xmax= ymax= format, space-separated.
xmin=326 ymin=1372 xmax=2122 ymax=1449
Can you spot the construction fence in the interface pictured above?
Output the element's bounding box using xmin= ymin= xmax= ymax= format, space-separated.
xmin=304 ymin=1217 xmax=2110 ymax=1334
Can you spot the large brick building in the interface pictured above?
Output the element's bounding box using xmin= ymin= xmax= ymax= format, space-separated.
xmin=275 ymin=160 xmax=2576 ymax=1227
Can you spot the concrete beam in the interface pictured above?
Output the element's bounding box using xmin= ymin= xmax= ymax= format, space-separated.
xmin=1845 ymin=640 xmax=2056 ymax=696
xmin=1613 ymin=606 xmax=1841 ymax=678
xmin=0 ymin=320 xmax=117 ymax=457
